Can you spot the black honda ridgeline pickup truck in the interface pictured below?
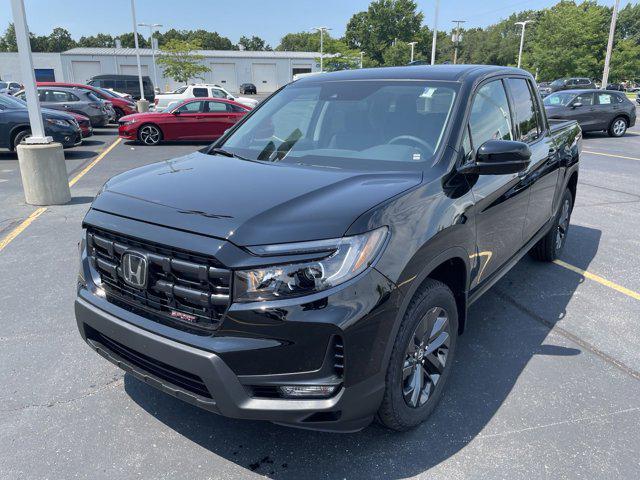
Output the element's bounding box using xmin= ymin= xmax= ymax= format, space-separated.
xmin=76 ymin=65 xmax=581 ymax=432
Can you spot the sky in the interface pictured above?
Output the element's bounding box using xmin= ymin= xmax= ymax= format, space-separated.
xmin=0 ymin=0 xmax=629 ymax=48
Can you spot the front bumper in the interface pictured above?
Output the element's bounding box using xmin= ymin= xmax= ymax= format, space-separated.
xmin=118 ymin=124 xmax=138 ymax=140
xmin=51 ymin=129 xmax=82 ymax=147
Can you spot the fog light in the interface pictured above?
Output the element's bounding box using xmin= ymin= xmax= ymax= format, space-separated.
xmin=278 ymin=385 xmax=338 ymax=398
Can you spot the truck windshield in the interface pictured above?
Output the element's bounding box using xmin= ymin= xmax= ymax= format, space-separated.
xmin=544 ymin=92 xmax=576 ymax=107
xmin=219 ymin=80 xmax=458 ymax=168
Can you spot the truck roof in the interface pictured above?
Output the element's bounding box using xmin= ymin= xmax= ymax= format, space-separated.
xmin=295 ymin=64 xmax=530 ymax=85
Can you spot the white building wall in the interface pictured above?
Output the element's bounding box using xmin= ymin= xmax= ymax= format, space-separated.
xmin=0 ymin=52 xmax=64 ymax=83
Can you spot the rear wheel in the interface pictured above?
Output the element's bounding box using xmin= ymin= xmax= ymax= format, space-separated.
xmin=530 ymin=189 xmax=573 ymax=262
xmin=138 ymin=124 xmax=162 ymax=145
xmin=12 ymin=129 xmax=31 ymax=150
xmin=608 ymin=117 xmax=627 ymax=137
xmin=377 ymin=279 xmax=458 ymax=431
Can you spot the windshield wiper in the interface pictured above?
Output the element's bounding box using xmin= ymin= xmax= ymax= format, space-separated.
xmin=209 ymin=147 xmax=250 ymax=161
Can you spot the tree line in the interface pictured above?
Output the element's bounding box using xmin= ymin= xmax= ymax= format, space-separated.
xmin=1 ymin=0 xmax=638 ymax=82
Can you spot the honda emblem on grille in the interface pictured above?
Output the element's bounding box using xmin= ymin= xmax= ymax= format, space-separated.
xmin=121 ymin=251 xmax=148 ymax=289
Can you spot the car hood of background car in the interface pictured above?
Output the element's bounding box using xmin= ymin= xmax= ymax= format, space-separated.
xmin=91 ymin=152 xmax=422 ymax=246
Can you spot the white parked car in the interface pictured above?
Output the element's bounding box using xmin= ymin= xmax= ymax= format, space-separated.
xmin=153 ymin=84 xmax=258 ymax=110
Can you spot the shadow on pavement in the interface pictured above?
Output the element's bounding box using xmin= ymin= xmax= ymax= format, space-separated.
xmin=78 ymin=139 xmax=106 ymax=147
xmin=67 ymin=195 xmax=95 ymax=205
xmin=124 ymin=224 xmax=600 ymax=479
xmin=64 ymin=150 xmax=99 ymax=160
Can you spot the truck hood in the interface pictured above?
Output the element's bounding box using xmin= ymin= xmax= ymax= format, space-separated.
xmin=91 ymin=152 xmax=422 ymax=246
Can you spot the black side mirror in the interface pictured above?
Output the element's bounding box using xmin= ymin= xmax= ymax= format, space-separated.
xmin=571 ymin=102 xmax=582 ymax=109
xmin=172 ymin=110 xmax=181 ymax=115
xmin=459 ymin=139 xmax=531 ymax=175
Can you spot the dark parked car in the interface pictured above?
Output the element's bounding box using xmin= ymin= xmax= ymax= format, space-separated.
xmin=537 ymin=81 xmax=552 ymax=97
xmin=0 ymin=81 xmax=23 ymax=95
xmin=0 ymin=93 xmax=82 ymax=150
xmin=239 ymin=83 xmax=257 ymax=95
xmin=118 ymin=98 xmax=250 ymax=145
xmin=76 ymin=65 xmax=581 ymax=432
xmin=87 ymin=74 xmax=155 ymax=102
xmin=544 ymin=89 xmax=636 ymax=137
xmin=549 ymin=77 xmax=596 ymax=93
xmin=606 ymin=83 xmax=625 ymax=91
xmin=15 ymin=86 xmax=110 ymax=127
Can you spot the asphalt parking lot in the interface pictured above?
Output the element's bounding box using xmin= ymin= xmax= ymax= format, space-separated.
xmin=1 ymin=113 xmax=639 ymax=479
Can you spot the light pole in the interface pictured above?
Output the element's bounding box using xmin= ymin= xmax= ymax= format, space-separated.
xmin=138 ymin=22 xmax=162 ymax=91
xmin=312 ymin=26 xmax=331 ymax=72
xmin=601 ymin=0 xmax=620 ymax=89
xmin=431 ymin=0 xmax=440 ymax=65
xmin=452 ymin=20 xmax=466 ymax=65
xmin=515 ymin=20 xmax=534 ymax=69
xmin=360 ymin=51 xmax=365 ymax=69
xmin=130 ymin=0 xmax=147 ymax=110
xmin=408 ymin=41 xmax=417 ymax=63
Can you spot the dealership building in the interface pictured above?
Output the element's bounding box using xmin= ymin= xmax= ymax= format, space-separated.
xmin=0 ymin=48 xmax=321 ymax=93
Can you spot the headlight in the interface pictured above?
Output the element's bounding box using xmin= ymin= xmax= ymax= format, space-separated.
xmin=46 ymin=118 xmax=69 ymax=127
xmin=123 ymin=118 xmax=137 ymax=126
xmin=233 ymin=227 xmax=388 ymax=302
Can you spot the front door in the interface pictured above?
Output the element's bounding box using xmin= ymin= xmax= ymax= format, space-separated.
xmin=163 ymin=100 xmax=206 ymax=140
xmin=568 ymin=92 xmax=597 ymax=130
xmin=465 ymin=79 xmax=530 ymax=290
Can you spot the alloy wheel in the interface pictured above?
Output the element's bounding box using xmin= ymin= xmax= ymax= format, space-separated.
xmin=402 ymin=306 xmax=451 ymax=408
xmin=139 ymin=125 xmax=160 ymax=145
xmin=612 ymin=119 xmax=626 ymax=136
xmin=555 ymin=198 xmax=571 ymax=250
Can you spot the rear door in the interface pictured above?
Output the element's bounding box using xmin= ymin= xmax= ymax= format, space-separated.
xmin=505 ymin=77 xmax=560 ymax=241
xmin=592 ymin=92 xmax=618 ymax=130
xmin=202 ymin=101 xmax=247 ymax=139
xmin=467 ymin=79 xmax=530 ymax=289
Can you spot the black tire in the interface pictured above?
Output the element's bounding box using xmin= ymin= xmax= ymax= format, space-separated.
xmin=377 ymin=279 xmax=458 ymax=431
xmin=137 ymin=123 xmax=162 ymax=145
xmin=608 ymin=116 xmax=627 ymax=137
xmin=530 ymin=189 xmax=573 ymax=262
xmin=12 ymin=129 xmax=31 ymax=150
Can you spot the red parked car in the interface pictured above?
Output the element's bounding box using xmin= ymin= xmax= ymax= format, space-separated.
xmin=66 ymin=111 xmax=93 ymax=138
xmin=118 ymin=98 xmax=250 ymax=145
xmin=37 ymin=82 xmax=137 ymax=120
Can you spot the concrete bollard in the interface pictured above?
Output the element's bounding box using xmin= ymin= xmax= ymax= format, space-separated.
xmin=17 ymin=142 xmax=71 ymax=205
xmin=136 ymin=99 xmax=150 ymax=112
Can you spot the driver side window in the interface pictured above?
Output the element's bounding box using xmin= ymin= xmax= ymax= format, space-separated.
xmin=469 ymin=80 xmax=513 ymax=154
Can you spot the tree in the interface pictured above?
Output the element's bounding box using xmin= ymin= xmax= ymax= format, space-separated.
xmin=117 ymin=32 xmax=149 ymax=49
xmin=46 ymin=27 xmax=76 ymax=52
xmin=276 ymin=32 xmax=320 ymax=51
xmin=345 ymin=0 xmax=423 ymax=64
xmin=157 ymin=39 xmax=210 ymax=84
xmin=238 ymin=35 xmax=272 ymax=51
xmin=78 ymin=33 xmax=116 ymax=48
xmin=0 ymin=23 xmax=17 ymax=51
xmin=609 ymin=38 xmax=640 ymax=82
xmin=382 ymin=42 xmax=411 ymax=66
xmin=155 ymin=29 xmax=234 ymax=50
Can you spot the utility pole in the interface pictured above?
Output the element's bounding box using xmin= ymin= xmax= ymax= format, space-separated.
xmin=139 ymin=22 xmax=162 ymax=92
xmin=452 ymin=20 xmax=466 ymax=65
xmin=431 ymin=0 xmax=440 ymax=65
xmin=10 ymin=0 xmax=70 ymax=205
xmin=408 ymin=41 xmax=417 ymax=63
xmin=360 ymin=51 xmax=365 ymax=68
xmin=515 ymin=20 xmax=534 ymax=69
xmin=130 ymin=0 xmax=148 ymax=111
xmin=312 ymin=26 xmax=331 ymax=72
xmin=601 ymin=0 xmax=620 ymax=89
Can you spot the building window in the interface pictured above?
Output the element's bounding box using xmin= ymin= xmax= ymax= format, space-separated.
xmin=34 ymin=69 xmax=55 ymax=82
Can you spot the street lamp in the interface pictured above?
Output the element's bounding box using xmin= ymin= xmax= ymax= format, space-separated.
xmin=601 ymin=0 xmax=620 ymax=89
xmin=408 ymin=41 xmax=417 ymax=63
xmin=138 ymin=22 xmax=162 ymax=91
xmin=311 ymin=26 xmax=331 ymax=72
xmin=431 ymin=0 xmax=440 ymax=65
xmin=130 ymin=0 xmax=147 ymax=109
xmin=515 ymin=20 xmax=534 ymax=69
xmin=451 ymin=20 xmax=466 ymax=65
xmin=360 ymin=51 xmax=365 ymax=69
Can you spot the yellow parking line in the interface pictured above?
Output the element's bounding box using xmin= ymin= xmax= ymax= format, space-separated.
xmin=68 ymin=137 xmax=121 ymax=187
xmin=583 ymin=150 xmax=640 ymax=162
xmin=0 ymin=207 xmax=47 ymax=252
xmin=0 ymin=137 xmax=121 ymax=253
xmin=553 ymin=259 xmax=640 ymax=301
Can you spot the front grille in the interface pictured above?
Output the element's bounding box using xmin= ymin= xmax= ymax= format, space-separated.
xmin=86 ymin=325 xmax=211 ymax=398
xmin=86 ymin=227 xmax=231 ymax=333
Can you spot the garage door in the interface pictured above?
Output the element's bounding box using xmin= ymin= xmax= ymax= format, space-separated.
xmin=120 ymin=64 xmax=149 ymax=76
xmin=252 ymin=63 xmax=277 ymax=93
xmin=211 ymin=63 xmax=238 ymax=93
xmin=71 ymin=61 xmax=101 ymax=84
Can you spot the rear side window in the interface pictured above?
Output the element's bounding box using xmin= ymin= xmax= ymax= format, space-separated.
xmin=469 ymin=80 xmax=513 ymax=151
xmin=506 ymin=78 xmax=540 ymax=143
xmin=596 ymin=93 xmax=621 ymax=105
xmin=193 ymin=87 xmax=208 ymax=97
xmin=230 ymin=104 xmax=247 ymax=113
xmin=205 ymin=101 xmax=229 ymax=112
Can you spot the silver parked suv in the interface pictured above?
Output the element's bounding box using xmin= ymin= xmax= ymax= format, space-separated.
xmin=15 ymin=86 xmax=111 ymax=127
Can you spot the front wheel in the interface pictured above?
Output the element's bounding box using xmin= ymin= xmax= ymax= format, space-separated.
xmin=377 ymin=279 xmax=458 ymax=431
xmin=138 ymin=124 xmax=162 ymax=145
xmin=12 ymin=129 xmax=32 ymax=150
xmin=530 ymin=189 xmax=573 ymax=262
xmin=608 ymin=117 xmax=627 ymax=137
